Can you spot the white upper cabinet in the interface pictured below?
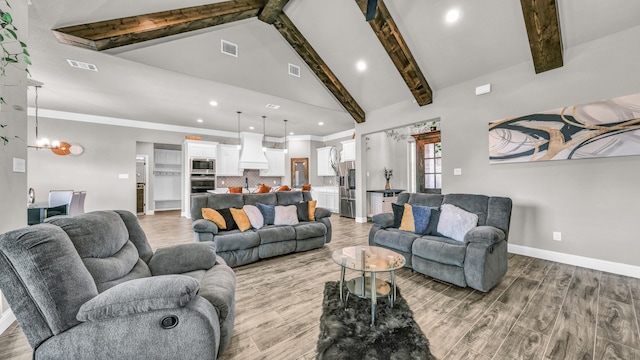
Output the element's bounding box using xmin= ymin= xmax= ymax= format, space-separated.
xmin=260 ymin=149 xmax=286 ymax=177
xmin=216 ymin=144 xmax=243 ymax=176
xmin=341 ymin=139 xmax=355 ymax=162
xmin=186 ymin=141 xmax=217 ymax=159
xmin=317 ymin=146 xmax=335 ymax=176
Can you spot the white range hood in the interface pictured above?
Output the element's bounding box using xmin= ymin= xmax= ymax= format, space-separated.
xmin=239 ymin=132 xmax=269 ymax=170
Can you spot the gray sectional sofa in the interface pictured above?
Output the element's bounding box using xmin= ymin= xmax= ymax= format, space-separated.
xmin=191 ymin=191 xmax=332 ymax=267
xmin=369 ymin=193 xmax=512 ymax=292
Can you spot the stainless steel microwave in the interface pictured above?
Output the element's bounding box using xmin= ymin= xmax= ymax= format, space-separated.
xmin=191 ymin=158 xmax=215 ymax=174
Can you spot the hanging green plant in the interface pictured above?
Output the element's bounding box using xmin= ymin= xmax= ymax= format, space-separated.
xmin=1 ymin=0 xmax=31 ymax=145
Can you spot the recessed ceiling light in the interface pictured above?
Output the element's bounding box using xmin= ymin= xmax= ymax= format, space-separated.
xmin=318 ymin=122 xmax=324 ymax=126
xmin=289 ymin=132 xmax=294 ymax=135
xmin=249 ymin=126 xmax=255 ymax=130
xmin=445 ymin=8 xmax=460 ymax=23
xmin=266 ymin=104 xmax=280 ymax=109
xmin=209 ymin=100 xmax=218 ymax=107
xmin=356 ymin=60 xmax=367 ymax=72
xmin=197 ymin=119 xmax=203 ymax=123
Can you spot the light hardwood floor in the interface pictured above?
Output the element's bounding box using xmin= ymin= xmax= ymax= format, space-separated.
xmin=1 ymin=211 xmax=639 ymax=359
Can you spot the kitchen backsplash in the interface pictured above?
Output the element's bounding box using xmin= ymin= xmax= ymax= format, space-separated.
xmin=217 ymin=169 xmax=282 ymax=189
xmin=218 ymin=170 xmax=340 ymax=189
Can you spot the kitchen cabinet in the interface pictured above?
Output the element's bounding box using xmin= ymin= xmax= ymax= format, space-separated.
xmin=187 ymin=141 xmax=217 ymax=159
xmin=341 ymin=139 xmax=355 ymax=162
xmin=260 ymin=149 xmax=286 ymax=177
xmin=216 ymin=144 xmax=243 ymax=176
xmin=312 ymin=187 xmax=339 ymax=213
xmin=317 ymin=146 xmax=336 ymax=176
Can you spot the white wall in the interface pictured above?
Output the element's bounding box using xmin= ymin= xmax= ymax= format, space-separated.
xmin=27 ymin=119 xmax=192 ymax=214
xmin=355 ymin=25 xmax=640 ymax=270
xmin=0 ymin=0 xmax=27 ymax=335
xmin=364 ymin=132 xmax=409 ymax=191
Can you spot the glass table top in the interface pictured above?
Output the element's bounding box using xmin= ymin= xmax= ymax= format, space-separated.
xmin=331 ymin=246 xmax=406 ymax=272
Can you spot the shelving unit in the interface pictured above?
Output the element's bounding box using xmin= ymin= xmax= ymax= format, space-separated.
xmin=154 ymin=149 xmax=182 ymax=211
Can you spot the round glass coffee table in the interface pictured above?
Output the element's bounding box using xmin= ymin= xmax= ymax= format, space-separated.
xmin=331 ymin=246 xmax=406 ymax=325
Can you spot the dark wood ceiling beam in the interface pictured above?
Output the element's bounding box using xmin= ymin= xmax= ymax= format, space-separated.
xmin=258 ymin=0 xmax=289 ymax=24
xmin=272 ymin=13 xmax=366 ymax=123
xmin=52 ymin=0 xmax=265 ymax=51
xmin=355 ymin=0 xmax=432 ymax=106
xmin=520 ymin=0 xmax=563 ymax=73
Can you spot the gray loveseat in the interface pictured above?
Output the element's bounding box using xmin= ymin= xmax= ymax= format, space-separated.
xmin=191 ymin=191 xmax=332 ymax=267
xmin=369 ymin=193 xmax=512 ymax=292
xmin=0 ymin=210 xmax=236 ymax=359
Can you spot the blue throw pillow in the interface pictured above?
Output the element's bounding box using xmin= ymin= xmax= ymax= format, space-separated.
xmin=256 ymin=203 xmax=275 ymax=225
xmin=399 ymin=204 xmax=431 ymax=234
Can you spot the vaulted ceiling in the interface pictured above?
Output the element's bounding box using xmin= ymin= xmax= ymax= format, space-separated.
xmin=26 ymin=0 xmax=640 ymax=137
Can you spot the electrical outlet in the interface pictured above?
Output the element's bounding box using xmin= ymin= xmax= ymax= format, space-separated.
xmin=454 ymin=168 xmax=462 ymax=176
xmin=553 ymin=231 xmax=562 ymax=241
xmin=221 ymin=180 xmax=225 ymax=185
xmin=273 ymin=180 xmax=277 ymax=184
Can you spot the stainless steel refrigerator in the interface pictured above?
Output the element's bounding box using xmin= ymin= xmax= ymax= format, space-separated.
xmin=339 ymin=160 xmax=356 ymax=218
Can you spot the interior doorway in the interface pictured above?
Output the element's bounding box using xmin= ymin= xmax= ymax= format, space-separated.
xmin=135 ymin=155 xmax=149 ymax=214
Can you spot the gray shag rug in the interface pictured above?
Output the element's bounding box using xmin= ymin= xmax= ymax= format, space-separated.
xmin=317 ymin=281 xmax=435 ymax=360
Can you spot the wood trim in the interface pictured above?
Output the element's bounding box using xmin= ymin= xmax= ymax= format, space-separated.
xmin=355 ymin=0 xmax=433 ymax=106
xmin=520 ymin=0 xmax=563 ymax=74
xmin=52 ymin=0 xmax=265 ymax=51
xmin=411 ymin=131 xmax=440 ymax=193
xmin=258 ymin=0 xmax=290 ymax=24
xmin=272 ymin=13 xmax=366 ymax=123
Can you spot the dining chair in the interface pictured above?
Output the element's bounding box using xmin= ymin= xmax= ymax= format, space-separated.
xmin=47 ymin=190 xmax=74 ymax=218
xmin=69 ymin=191 xmax=86 ymax=216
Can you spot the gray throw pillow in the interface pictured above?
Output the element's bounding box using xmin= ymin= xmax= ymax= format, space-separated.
xmin=437 ymin=203 xmax=478 ymax=242
xmin=243 ymin=205 xmax=264 ymax=229
xmin=274 ymin=205 xmax=299 ymax=225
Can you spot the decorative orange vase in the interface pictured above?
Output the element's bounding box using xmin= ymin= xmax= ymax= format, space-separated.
xmin=385 ymin=180 xmax=391 ymax=190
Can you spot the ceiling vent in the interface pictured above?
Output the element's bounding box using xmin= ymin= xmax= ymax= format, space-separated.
xmin=67 ymin=59 xmax=98 ymax=71
xmin=221 ymin=40 xmax=238 ymax=57
xmin=288 ymin=63 xmax=301 ymax=77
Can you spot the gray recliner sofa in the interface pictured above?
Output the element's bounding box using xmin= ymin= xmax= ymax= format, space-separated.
xmin=369 ymin=193 xmax=512 ymax=292
xmin=191 ymin=191 xmax=332 ymax=267
xmin=0 ymin=210 xmax=236 ymax=359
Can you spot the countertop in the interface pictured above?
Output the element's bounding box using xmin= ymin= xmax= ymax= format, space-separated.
xmin=366 ymin=189 xmax=405 ymax=194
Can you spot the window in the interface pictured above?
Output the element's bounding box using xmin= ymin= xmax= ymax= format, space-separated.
xmin=423 ymin=142 xmax=442 ymax=189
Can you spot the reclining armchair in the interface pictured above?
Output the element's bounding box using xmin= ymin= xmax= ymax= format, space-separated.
xmin=0 ymin=210 xmax=236 ymax=359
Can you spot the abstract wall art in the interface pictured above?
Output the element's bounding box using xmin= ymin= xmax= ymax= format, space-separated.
xmin=489 ymin=93 xmax=640 ymax=164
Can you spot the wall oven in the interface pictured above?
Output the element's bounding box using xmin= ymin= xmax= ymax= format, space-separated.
xmin=190 ymin=174 xmax=216 ymax=194
xmin=191 ymin=158 xmax=215 ymax=175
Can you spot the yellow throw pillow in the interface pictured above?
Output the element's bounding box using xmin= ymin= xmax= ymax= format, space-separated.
xmin=308 ymin=200 xmax=317 ymax=221
xmin=230 ymin=208 xmax=252 ymax=232
xmin=399 ymin=204 xmax=415 ymax=232
xmin=202 ymin=208 xmax=226 ymax=229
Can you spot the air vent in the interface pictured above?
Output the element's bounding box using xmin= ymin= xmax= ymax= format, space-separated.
xmin=66 ymin=59 xmax=98 ymax=71
xmin=288 ymin=63 xmax=301 ymax=77
xmin=221 ymin=40 xmax=238 ymax=57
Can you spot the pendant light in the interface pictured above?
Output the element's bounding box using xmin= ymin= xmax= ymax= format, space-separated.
xmin=236 ymin=111 xmax=242 ymax=150
xmin=283 ymin=119 xmax=288 ymax=154
xmin=29 ymin=85 xmax=66 ymax=153
xmin=262 ymin=115 xmax=267 ymax=152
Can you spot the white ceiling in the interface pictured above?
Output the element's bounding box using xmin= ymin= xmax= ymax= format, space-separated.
xmin=26 ymin=0 xmax=640 ymax=138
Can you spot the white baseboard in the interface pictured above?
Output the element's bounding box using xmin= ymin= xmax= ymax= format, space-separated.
xmin=145 ymin=210 xmax=154 ymax=215
xmin=0 ymin=310 xmax=16 ymax=335
xmin=355 ymin=217 xmax=368 ymax=223
xmin=508 ymin=244 xmax=640 ymax=279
